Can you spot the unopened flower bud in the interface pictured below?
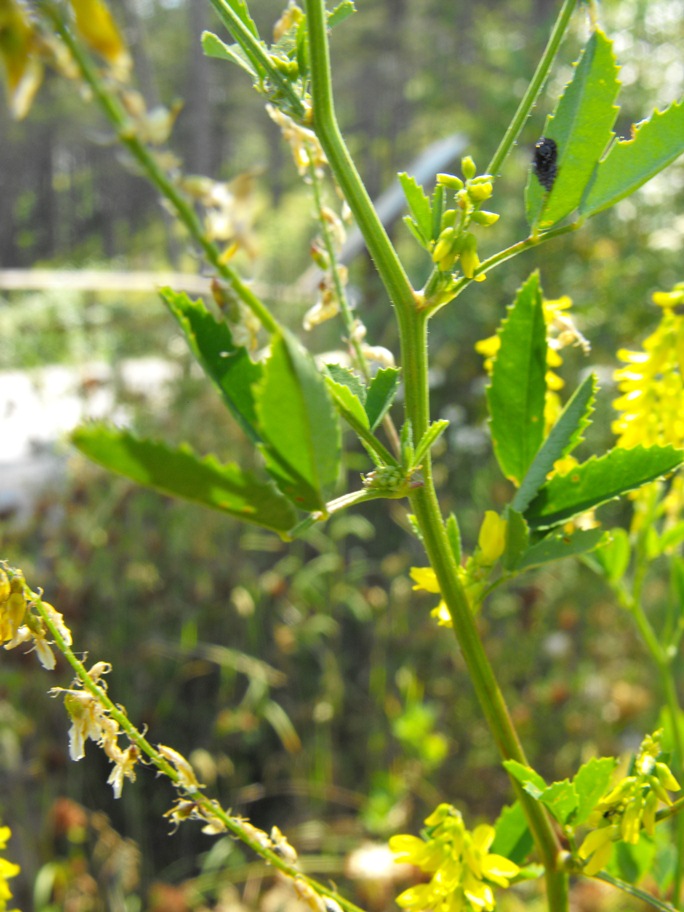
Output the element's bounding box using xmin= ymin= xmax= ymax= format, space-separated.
xmin=460 ymin=233 xmax=480 ymax=279
xmin=461 ymin=156 xmax=477 ymax=180
xmin=440 ymin=209 xmax=458 ymax=230
xmin=437 ymin=173 xmax=464 ymax=191
xmin=471 ymin=209 xmax=500 ymax=227
xmin=431 ymin=227 xmax=456 ymax=265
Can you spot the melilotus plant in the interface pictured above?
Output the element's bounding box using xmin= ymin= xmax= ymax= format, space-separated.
xmin=1 ymin=0 xmax=684 ymax=909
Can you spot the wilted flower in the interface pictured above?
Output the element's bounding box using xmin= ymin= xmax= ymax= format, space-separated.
xmin=390 ymin=804 xmax=519 ymax=912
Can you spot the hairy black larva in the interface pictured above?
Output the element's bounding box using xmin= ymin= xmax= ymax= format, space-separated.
xmin=533 ymin=137 xmax=558 ymax=191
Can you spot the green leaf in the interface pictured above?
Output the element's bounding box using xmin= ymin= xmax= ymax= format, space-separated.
xmin=515 ymin=527 xmax=606 ymax=571
xmin=71 ymin=425 xmax=297 ymax=535
xmin=525 ymin=445 xmax=684 ymax=529
xmin=446 ymin=512 xmax=462 ymax=566
xmin=503 ymin=509 xmax=530 ymax=572
xmin=222 ymin=0 xmax=259 ymax=38
xmin=201 ymin=31 xmax=257 ymax=76
xmin=491 ymin=802 xmax=534 ymax=865
xmin=365 ymin=367 xmax=401 ymax=430
xmin=414 ymin=420 xmax=449 ymax=467
xmin=325 ymin=376 xmax=369 ymax=430
xmin=328 ymin=0 xmax=356 ymax=28
xmin=512 ymin=373 xmax=597 ymax=514
xmin=431 ymin=183 xmax=445 ymax=243
xmin=487 ymin=272 xmax=547 ymax=486
xmin=581 ymin=99 xmax=684 ymax=217
xmin=589 ymin=527 xmax=631 ymax=583
xmin=160 ymin=288 xmax=262 ymax=443
xmin=526 ymin=29 xmax=620 ymax=229
xmin=539 ymin=779 xmax=578 ymax=825
xmin=503 ymin=759 xmax=547 ymax=799
xmin=398 ymin=172 xmax=432 ymax=246
xmin=325 ymin=363 xmax=367 ymax=403
xmin=573 ymin=757 xmax=617 ymax=826
xmin=256 ymin=331 xmax=341 ymax=512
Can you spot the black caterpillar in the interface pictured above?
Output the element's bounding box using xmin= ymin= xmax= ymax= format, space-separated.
xmin=533 ymin=137 xmax=558 ymax=191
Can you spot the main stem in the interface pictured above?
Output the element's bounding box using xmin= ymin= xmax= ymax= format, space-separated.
xmin=304 ymin=1 xmax=567 ymax=906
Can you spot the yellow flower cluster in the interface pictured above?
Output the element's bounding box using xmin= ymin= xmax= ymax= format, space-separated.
xmin=410 ymin=512 xmax=507 ymax=624
xmin=612 ymin=284 xmax=684 ymax=451
xmin=390 ymin=804 xmax=520 ymax=912
xmin=0 ymin=825 xmax=20 ymax=912
xmin=0 ymin=564 xmax=72 ymax=670
xmin=578 ymin=730 xmax=681 ymax=876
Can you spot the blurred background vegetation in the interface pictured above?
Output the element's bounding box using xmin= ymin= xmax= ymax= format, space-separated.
xmin=1 ymin=0 xmax=683 ymax=908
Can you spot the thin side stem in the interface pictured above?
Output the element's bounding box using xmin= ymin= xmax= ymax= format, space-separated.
xmin=35 ymin=594 xmax=369 ymax=912
xmin=51 ymin=7 xmax=279 ymax=335
xmin=486 ymin=0 xmax=579 ymax=178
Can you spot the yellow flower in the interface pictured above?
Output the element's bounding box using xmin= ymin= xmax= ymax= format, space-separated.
xmin=390 ymin=804 xmax=519 ymax=912
xmin=577 ymin=730 xmax=680 ymax=876
xmin=612 ymin=286 xmax=684 ymax=451
xmin=0 ymin=825 xmax=20 ymax=912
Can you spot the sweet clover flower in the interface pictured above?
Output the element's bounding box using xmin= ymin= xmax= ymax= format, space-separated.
xmin=612 ymin=284 xmax=684 ymax=451
xmin=410 ymin=512 xmax=507 ymax=624
xmin=578 ymin=730 xmax=681 ymax=876
xmin=0 ymin=825 xmax=20 ymax=912
xmin=390 ymin=804 xmax=519 ymax=912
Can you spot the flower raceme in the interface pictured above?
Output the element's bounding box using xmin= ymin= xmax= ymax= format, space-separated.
xmin=389 ymin=804 xmax=520 ymax=912
xmin=0 ymin=825 xmax=20 ymax=912
xmin=578 ymin=730 xmax=681 ymax=876
xmin=612 ymin=284 xmax=684 ymax=451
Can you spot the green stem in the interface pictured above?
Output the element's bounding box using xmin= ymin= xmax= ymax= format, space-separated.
xmin=486 ymin=0 xmax=579 ymax=178
xmin=50 ymin=7 xmax=279 ymax=335
xmin=304 ymin=2 xmax=567 ymax=904
xmin=303 ymin=0 xmax=416 ymax=325
xmin=206 ymin=0 xmax=306 ymax=119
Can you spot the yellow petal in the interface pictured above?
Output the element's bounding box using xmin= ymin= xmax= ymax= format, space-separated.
xmin=69 ymin=0 xmax=131 ymax=73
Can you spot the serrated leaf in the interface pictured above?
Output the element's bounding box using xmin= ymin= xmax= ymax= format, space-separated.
xmin=71 ymin=425 xmax=297 ymax=535
xmin=540 ymin=780 xmax=578 ymax=825
xmin=222 ymin=0 xmax=259 ymax=38
xmin=512 ymin=373 xmax=597 ymax=514
xmin=573 ymin=757 xmax=618 ymax=826
xmin=328 ymin=0 xmax=356 ymax=28
xmin=526 ymin=29 xmax=621 ymax=229
xmin=256 ymin=331 xmax=341 ymax=512
xmin=414 ymin=420 xmax=449 ymax=467
xmin=581 ymin=99 xmax=684 ymax=217
xmin=325 ymin=376 xmax=369 ymax=430
xmin=491 ymin=802 xmax=534 ymax=865
xmin=525 ymin=445 xmax=684 ymax=529
xmin=325 ymin=363 xmax=367 ymax=403
xmin=487 ymin=272 xmax=547 ymax=485
xmin=398 ymin=172 xmax=432 ymax=245
xmin=503 ymin=760 xmax=547 ymax=799
xmin=160 ymin=288 xmax=262 ymax=442
xmin=365 ymin=367 xmax=401 ymax=431
xmin=515 ymin=527 xmax=606 ymax=571
xmin=201 ymin=31 xmax=256 ymax=76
